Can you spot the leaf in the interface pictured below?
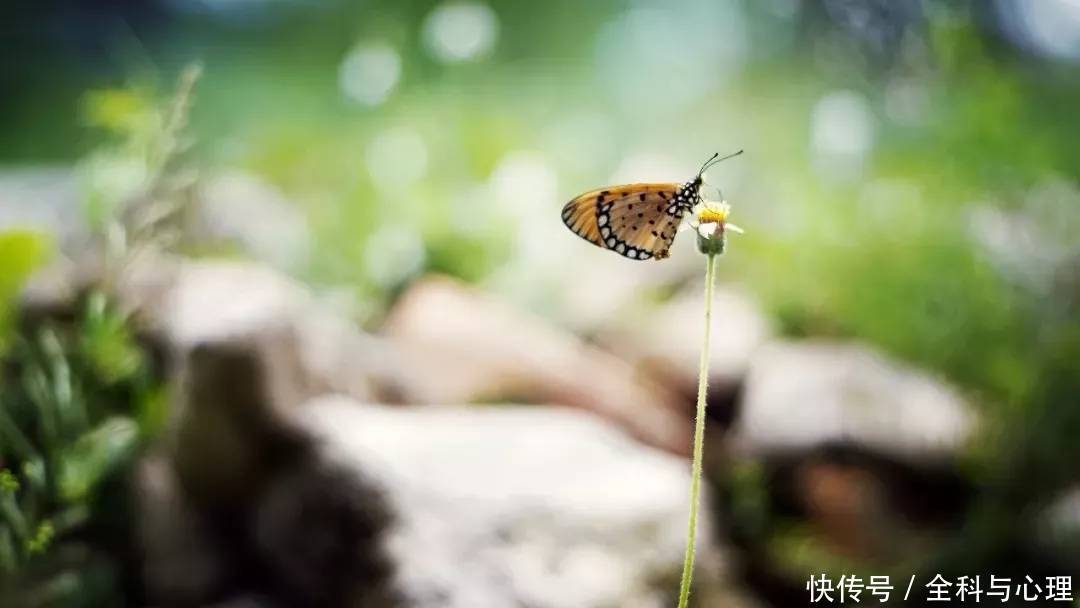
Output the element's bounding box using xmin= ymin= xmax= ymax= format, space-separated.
xmin=57 ymin=418 xmax=138 ymax=502
xmin=0 ymin=231 xmax=52 ymax=354
xmin=80 ymin=292 xmax=144 ymax=384
xmin=80 ymin=88 xmax=154 ymax=137
xmin=24 ymin=520 xmax=54 ymax=555
xmin=0 ymin=470 xmax=18 ymax=494
xmin=0 ymin=526 xmax=16 ymax=574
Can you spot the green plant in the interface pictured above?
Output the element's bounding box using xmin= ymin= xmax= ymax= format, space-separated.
xmin=81 ymin=63 xmax=202 ymax=285
xmin=0 ymin=293 xmax=159 ymax=606
xmin=0 ymin=232 xmax=52 ymax=355
xmin=0 ymin=65 xmax=199 ymax=607
xmin=677 ymin=199 xmax=744 ymax=608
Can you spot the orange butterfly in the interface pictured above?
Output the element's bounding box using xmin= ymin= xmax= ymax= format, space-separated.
xmin=561 ymin=151 xmax=742 ymax=260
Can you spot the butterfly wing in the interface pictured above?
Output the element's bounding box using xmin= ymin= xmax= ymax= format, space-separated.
xmin=561 ymin=187 xmax=608 ymax=248
xmin=561 ymin=184 xmax=688 ymax=260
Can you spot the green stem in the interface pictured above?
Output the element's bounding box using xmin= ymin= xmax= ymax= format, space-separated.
xmin=677 ymin=252 xmax=717 ymax=608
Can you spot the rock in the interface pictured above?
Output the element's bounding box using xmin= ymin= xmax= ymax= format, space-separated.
xmin=194 ymin=172 xmax=310 ymax=271
xmin=152 ymin=335 xmax=753 ymax=607
xmin=716 ymin=342 xmax=979 ymax=602
xmin=382 ymin=276 xmax=692 ymax=455
xmin=136 ymin=455 xmax=230 ymax=605
xmin=781 ymin=444 xmax=970 ymax=558
xmin=544 ymin=244 xmax=702 ymax=333
xmin=20 ymin=254 xmax=409 ymax=406
xmin=298 ymin=395 xmax=754 ymax=608
xmin=601 ymin=281 xmax=772 ymax=409
xmin=153 ymin=259 xmax=411 ymax=405
xmin=146 ymin=337 xmax=397 ymax=607
xmin=732 ymin=340 xmax=977 ymax=461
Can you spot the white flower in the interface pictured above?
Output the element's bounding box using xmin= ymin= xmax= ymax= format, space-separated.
xmin=681 ymin=199 xmax=743 ymax=256
xmin=680 ymin=199 xmax=745 ymax=238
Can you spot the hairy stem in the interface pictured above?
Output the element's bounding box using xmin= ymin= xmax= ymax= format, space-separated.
xmin=677 ymin=252 xmax=716 ymax=608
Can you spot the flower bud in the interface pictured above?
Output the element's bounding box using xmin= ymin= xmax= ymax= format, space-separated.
xmin=696 ymin=226 xmax=726 ymax=255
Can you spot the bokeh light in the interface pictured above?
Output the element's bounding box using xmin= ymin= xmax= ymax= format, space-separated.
xmin=339 ymin=43 xmax=402 ymax=106
xmin=366 ymin=127 xmax=429 ymax=195
xmin=422 ymin=2 xmax=499 ymax=63
xmin=810 ymin=90 xmax=876 ymax=179
xmin=997 ymin=0 xmax=1080 ymax=60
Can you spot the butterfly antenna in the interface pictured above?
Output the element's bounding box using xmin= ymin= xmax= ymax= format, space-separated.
xmin=699 ymin=149 xmax=744 ymax=175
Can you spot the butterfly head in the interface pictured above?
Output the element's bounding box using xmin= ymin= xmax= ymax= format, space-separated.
xmin=687 ymin=149 xmax=743 ymax=208
xmin=673 ymin=176 xmax=704 ymax=212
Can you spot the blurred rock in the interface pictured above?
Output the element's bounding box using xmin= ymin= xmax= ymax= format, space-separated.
xmin=299 ymin=395 xmax=754 ymax=608
xmin=630 ymin=283 xmax=771 ymax=387
xmin=155 ymin=260 xmax=412 ymax=405
xmin=195 ymin=172 xmax=310 ymax=271
xmin=149 ymin=337 xmax=397 ymax=607
xmin=602 ymin=282 xmax=772 ymax=425
xmin=151 ymin=333 xmax=753 ymax=607
xmin=722 ymin=442 xmax=975 ymax=607
xmin=20 ymin=254 xmax=410 ymax=406
xmin=733 ymin=340 xmax=976 ymax=460
xmin=778 ymin=443 xmax=970 ymax=556
xmin=382 ymin=276 xmax=692 ymax=455
xmin=545 ymin=244 xmax=701 ymax=333
xmin=795 ymin=457 xmax=887 ymax=558
xmin=713 ymin=343 xmax=981 ymax=603
xmin=136 ymin=455 xmax=230 ymax=604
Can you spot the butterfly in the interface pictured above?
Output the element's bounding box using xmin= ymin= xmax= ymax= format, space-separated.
xmin=561 ymin=151 xmax=742 ymax=260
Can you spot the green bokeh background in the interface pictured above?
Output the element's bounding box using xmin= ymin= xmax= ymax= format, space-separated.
xmin=1 ymin=0 xmax=1079 ymax=601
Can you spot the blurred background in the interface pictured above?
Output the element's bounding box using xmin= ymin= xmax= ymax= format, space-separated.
xmin=1 ymin=0 xmax=1079 ymax=606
